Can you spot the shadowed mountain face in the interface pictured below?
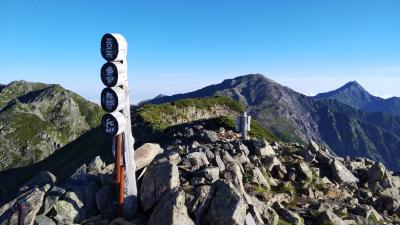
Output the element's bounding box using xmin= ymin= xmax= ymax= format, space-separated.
xmin=145 ymin=74 xmax=320 ymax=143
xmin=0 ymin=81 xmax=103 ymax=171
xmin=314 ymin=81 xmax=400 ymax=116
xmin=145 ymin=74 xmax=400 ymax=171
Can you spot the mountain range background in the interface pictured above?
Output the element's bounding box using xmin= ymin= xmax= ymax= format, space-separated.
xmin=146 ymin=74 xmax=400 ymax=172
xmin=0 ymin=74 xmax=400 ymax=197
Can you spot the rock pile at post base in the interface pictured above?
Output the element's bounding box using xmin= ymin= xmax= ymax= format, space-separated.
xmin=1 ymin=120 xmax=400 ymax=225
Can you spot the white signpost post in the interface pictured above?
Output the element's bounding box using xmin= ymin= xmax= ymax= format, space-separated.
xmin=100 ymin=33 xmax=137 ymax=219
xmin=236 ymin=111 xmax=251 ymax=140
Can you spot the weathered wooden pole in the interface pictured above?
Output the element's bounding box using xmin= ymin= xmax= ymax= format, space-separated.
xmin=100 ymin=33 xmax=137 ymax=219
xmin=118 ymin=165 xmax=125 ymax=216
xmin=115 ymin=134 xmax=122 ymax=184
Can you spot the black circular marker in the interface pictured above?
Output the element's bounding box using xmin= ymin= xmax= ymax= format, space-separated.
xmin=100 ymin=87 xmax=119 ymax=112
xmin=100 ymin=33 xmax=119 ymax=61
xmin=102 ymin=113 xmax=119 ymax=136
xmin=100 ymin=62 xmax=118 ymax=87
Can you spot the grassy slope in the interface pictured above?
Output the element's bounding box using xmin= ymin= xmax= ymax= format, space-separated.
xmin=138 ymin=96 xmax=244 ymax=131
xmin=136 ymin=96 xmax=277 ymax=142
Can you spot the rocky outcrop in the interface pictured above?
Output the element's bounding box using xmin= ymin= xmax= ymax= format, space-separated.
xmin=134 ymin=143 xmax=163 ymax=171
xmin=1 ymin=120 xmax=400 ymax=224
xmin=140 ymin=161 xmax=180 ymax=211
xmin=148 ymin=188 xmax=194 ymax=225
xmin=0 ymin=188 xmax=45 ymax=225
xmin=330 ymin=159 xmax=359 ymax=184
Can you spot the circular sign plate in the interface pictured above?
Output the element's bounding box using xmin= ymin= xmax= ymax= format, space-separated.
xmin=101 ymin=87 xmax=119 ymax=112
xmin=101 ymin=33 xmax=119 ymax=61
xmin=102 ymin=113 xmax=119 ymax=136
xmin=101 ymin=62 xmax=118 ymax=87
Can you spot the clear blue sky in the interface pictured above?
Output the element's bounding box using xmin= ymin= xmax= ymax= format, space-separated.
xmin=2 ymin=0 xmax=400 ymax=103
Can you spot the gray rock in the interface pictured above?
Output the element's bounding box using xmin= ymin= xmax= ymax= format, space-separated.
xmin=264 ymin=156 xmax=282 ymax=172
xmin=190 ymin=177 xmax=206 ymax=186
xmin=299 ymin=148 xmax=315 ymax=163
xmin=34 ymin=215 xmax=56 ymax=225
xmin=87 ymin=156 xmax=105 ymax=174
xmin=214 ymin=152 xmax=226 ymax=172
xmin=330 ymin=159 xmax=359 ymax=184
xmin=250 ymin=139 xmax=275 ymax=157
xmin=0 ymin=188 xmax=45 ymax=225
xmin=308 ymin=140 xmax=320 ymax=153
xmin=318 ymin=210 xmax=345 ymax=225
xmin=59 ymin=173 xmax=100 ymax=223
xmin=315 ymin=150 xmax=333 ymax=165
xmin=187 ymin=152 xmax=209 ymax=170
xmin=191 ymin=141 xmax=201 ymax=149
xmin=251 ymin=196 xmax=279 ymax=225
xmin=50 ymin=197 xmax=79 ymax=224
xmin=148 ymin=188 xmax=194 ymax=225
xmin=222 ymin=162 xmax=245 ymax=194
xmin=272 ymin=202 xmax=304 ymax=225
xmin=378 ymin=187 xmax=400 ymax=212
xmin=297 ymin=162 xmax=313 ymax=181
xmin=198 ymin=167 xmax=220 ymax=184
xmin=232 ymin=141 xmax=250 ymax=156
xmin=186 ymin=185 xmax=212 ymax=217
xmin=140 ymin=161 xmax=180 ymax=211
xmin=95 ymin=185 xmax=117 ymax=219
xmin=134 ymin=143 xmax=163 ymax=171
xmin=39 ymin=186 xmax=66 ymax=215
xmin=204 ymin=148 xmax=215 ymax=160
xmin=252 ymin=167 xmax=270 ymax=191
xmin=368 ymin=162 xmax=386 ymax=183
xmin=203 ymin=130 xmax=219 ymax=142
xmin=154 ymin=151 xmax=182 ymax=165
xmin=206 ymin=181 xmax=247 ymax=225
xmin=19 ymin=171 xmax=56 ymax=192
xmin=315 ymin=203 xmax=332 ymax=213
xmin=245 ymin=213 xmax=257 ymax=225
xmin=353 ymin=204 xmax=383 ymax=223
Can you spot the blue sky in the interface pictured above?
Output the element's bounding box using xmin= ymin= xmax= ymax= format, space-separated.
xmin=2 ymin=0 xmax=400 ymax=103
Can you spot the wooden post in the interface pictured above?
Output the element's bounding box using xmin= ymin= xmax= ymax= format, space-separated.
xmin=115 ymin=134 xmax=122 ymax=184
xmin=118 ymin=165 xmax=125 ymax=217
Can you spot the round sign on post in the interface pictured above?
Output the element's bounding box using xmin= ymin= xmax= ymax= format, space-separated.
xmin=101 ymin=87 xmax=126 ymax=112
xmin=100 ymin=62 xmax=127 ymax=87
xmin=102 ymin=112 xmax=126 ymax=136
xmin=101 ymin=33 xmax=127 ymax=62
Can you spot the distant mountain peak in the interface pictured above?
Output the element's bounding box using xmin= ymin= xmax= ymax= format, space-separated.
xmin=231 ymin=73 xmax=276 ymax=83
xmin=314 ymin=81 xmax=374 ymax=109
xmin=341 ymin=80 xmax=365 ymax=90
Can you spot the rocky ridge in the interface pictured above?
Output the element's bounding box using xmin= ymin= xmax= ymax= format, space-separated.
xmin=143 ymin=74 xmax=400 ymax=171
xmin=0 ymin=81 xmax=102 ymax=171
xmin=1 ymin=120 xmax=400 ymax=225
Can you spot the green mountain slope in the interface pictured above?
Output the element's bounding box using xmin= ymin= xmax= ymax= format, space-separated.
xmin=133 ymin=96 xmax=276 ymax=145
xmin=0 ymin=81 xmax=103 ymax=171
